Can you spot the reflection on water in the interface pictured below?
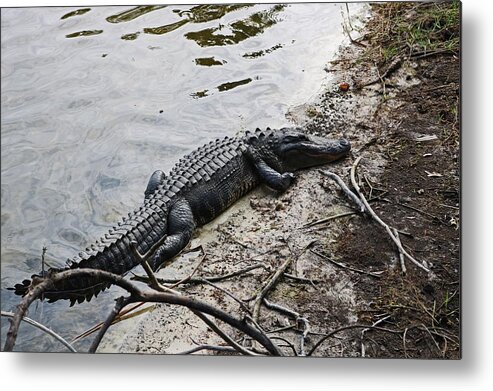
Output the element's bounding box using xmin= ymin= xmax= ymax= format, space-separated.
xmin=1 ymin=3 xmax=365 ymax=352
xmin=61 ymin=8 xmax=91 ymax=20
xmin=106 ymin=5 xmax=167 ymax=24
xmin=185 ymin=4 xmax=285 ymax=47
xmin=194 ymin=57 xmax=226 ymax=66
xmin=190 ymin=89 xmax=210 ymax=99
xmin=144 ymin=19 xmax=189 ymax=35
xmin=65 ymin=29 xmax=103 ymax=38
xmin=217 ymin=77 xmax=253 ymax=92
xmin=143 ymin=4 xmax=250 ymax=37
xmin=243 ymin=43 xmax=284 ymax=59
xmin=173 ymin=4 xmax=251 ymax=23
xmin=121 ymin=32 xmax=140 ymax=40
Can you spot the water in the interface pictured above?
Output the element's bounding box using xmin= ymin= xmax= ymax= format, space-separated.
xmin=1 ymin=3 xmax=364 ymax=352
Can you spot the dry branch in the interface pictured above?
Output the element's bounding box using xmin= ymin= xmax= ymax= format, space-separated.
xmin=168 ymin=245 xmax=207 ymax=289
xmin=89 ymin=296 xmax=130 ymax=353
xmin=175 ymin=344 xmax=238 ymax=355
xmin=310 ymin=249 xmax=384 ymax=278
xmin=191 ymin=311 xmax=260 ymax=356
xmin=392 ymin=228 xmax=407 ymax=274
xmin=72 ymin=302 xmax=154 ymax=343
xmin=262 ymin=298 xmax=310 ymax=356
xmin=252 ymin=257 xmax=292 ymax=323
xmin=350 ymin=156 xmax=430 ymax=272
xmin=283 ymin=273 xmax=320 ymax=286
xmin=319 ymin=170 xmax=366 ymax=212
xmin=2 ymin=268 xmax=282 ymax=355
xmin=1 ymin=310 xmax=76 ymax=352
xmin=307 ymin=324 xmax=402 ymax=357
xmin=361 ymin=315 xmax=391 ymax=357
xmin=301 ymin=211 xmax=357 ymax=230
xmin=199 ymin=278 xmax=251 ymax=315
xmin=131 ymin=264 xmax=267 ymax=285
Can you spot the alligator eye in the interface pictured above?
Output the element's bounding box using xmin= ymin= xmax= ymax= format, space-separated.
xmin=284 ymin=134 xmax=308 ymax=143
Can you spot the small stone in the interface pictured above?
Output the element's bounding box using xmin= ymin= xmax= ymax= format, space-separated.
xmin=339 ymin=82 xmax=350 ymax=92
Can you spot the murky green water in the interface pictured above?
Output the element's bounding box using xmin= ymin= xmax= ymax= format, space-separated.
xmin=1 ymin=3 xmax=364 ymax=352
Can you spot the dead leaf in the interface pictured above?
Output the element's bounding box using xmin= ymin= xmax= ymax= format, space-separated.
xmin=425 ymin=170 xmax=443 ymax=177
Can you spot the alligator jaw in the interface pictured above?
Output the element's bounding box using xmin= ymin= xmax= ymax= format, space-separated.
xmin=281 ymin=136 xmax=351 ymax=169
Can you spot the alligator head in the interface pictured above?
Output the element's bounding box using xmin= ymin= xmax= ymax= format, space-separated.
xmin=248 ymin=127 xmax=351 ymax=172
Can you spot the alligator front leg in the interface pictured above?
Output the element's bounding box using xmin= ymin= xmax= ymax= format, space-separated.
xmin=245 ymin=147 xmax=294 ymax=192
xmin=149 ymin=198 xmax=196 ymax=271
xmin=145 ymin=170 xmax=166 ymax=199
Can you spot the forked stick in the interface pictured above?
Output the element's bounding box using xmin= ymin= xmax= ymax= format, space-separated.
xmin=350 ymin=157 xmax=430 ymax=272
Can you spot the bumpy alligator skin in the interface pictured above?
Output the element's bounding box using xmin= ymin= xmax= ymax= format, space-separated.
xmin=11 ymin=127 xmax=350 ymax=305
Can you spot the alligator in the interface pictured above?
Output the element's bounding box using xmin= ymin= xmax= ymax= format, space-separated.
xmin=12 ymin=127 xmax=350 ymax=305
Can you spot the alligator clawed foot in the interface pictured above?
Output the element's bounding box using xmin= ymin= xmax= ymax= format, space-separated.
xmin=281 ymin=172 xmax=296 ymax=189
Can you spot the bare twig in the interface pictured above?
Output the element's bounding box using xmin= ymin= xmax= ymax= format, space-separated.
xmin=345 ymin=3 xmax=354 ymax=30
xmin=89 ymin=296 xmax=130 ymax=353
xmin=361 ymin=315 xmax=391 ymax=357
xmin=266 ymin=324 xmax=296 ymax=334
xmin=359 ymin=57 xmax=403 ymax=89
xmin=130 ymin=241 xmax=175 ymax=293
xmin=403 ymin=327 xmax=410 ymax=358
xmin=72 ymin=301 xmax=155 ymax=343
xmin=131 ymin=264 xmax=267 ymax=285
xmin=411 ymin=48 xmax=458 ymax=59
xmin=319 ymin=170 xmax=366 ymax=212
xmin=1 ymin=311 xmax=76 ymax=353
xmin=310 ymin=249 xmax=384 ymax=278
xmin=300 ymin=211 xmax=357 ymax=229
xmin=252 ymin=258 xmax=292 ymax=323
xmin=191 ymin=311 xmax=260 ymax=356
xmin=283 ymin=273 xmax=320 ymax=286
xmin=175 ymin=344 xmax=238 ymax=355
xmin=350 ymin=156 xmax=430 ymax=272
xmin=199 ymin=278 xmax=251 ymax=315
xmin=341 ymin=5 xmax=367 ymax=48
xmin=298 ymin=317 xmax=310 ymax=356
xmin=168 ymin=245 xmax=207 ymax=289
xmin=41 ymin=246 xmax=47 ymax=276
xmin=263 ymin=298 xmax=300 ymax=318
xmin=270 ymin=336 xmax=298 ymax=356
xmin=392 ymin=228 xmax=407 ymax=274
xmin=308 ymin=324 xmax=402 ymax=357
xmin=395 ymin=202 xmax=441 ymax=222
xmin=262 ymin=299 xmax=310 ymax=356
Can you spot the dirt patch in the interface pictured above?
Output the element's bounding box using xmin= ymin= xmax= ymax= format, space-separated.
xmin=111 ymin=2 xmax=460 ymax=358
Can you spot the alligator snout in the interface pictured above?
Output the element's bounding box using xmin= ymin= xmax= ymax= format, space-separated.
xmin=339 ymin=138 xmax=350 ymax=147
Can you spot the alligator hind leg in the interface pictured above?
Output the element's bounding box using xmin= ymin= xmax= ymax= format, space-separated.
xmin=145 ymin=170 xmax=166 ymax=199
xmin=245 ymin=147 xmax=294 ymax=192
xmin=149 ymin=198 xmax=196 ymax=271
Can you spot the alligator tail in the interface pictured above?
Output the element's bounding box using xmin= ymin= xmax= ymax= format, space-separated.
xmin=9 ymin=240 xmax=136 ymax=306
xmin=10 ymin=202 xmax=168 ymax=306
